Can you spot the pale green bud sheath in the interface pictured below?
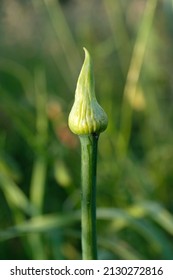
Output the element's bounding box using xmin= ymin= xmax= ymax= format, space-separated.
xmin=68 ymin=47 xmax=108 ymax=135
xmin=68 ymin=48 xmax=108 ymax=260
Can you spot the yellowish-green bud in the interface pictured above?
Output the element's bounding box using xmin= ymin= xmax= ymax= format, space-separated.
xmin=68 ymin=48 xmax=108 ymax=135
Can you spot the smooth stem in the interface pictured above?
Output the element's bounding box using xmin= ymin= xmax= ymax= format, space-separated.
xmin=79 ymin=134 xmax=98 ymax=260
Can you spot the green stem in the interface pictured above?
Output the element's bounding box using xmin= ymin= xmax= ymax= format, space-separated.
xmin=79 ymin=134 xmax=98 ymax=260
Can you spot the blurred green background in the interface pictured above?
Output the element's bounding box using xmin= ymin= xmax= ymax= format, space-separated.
xmin=0 ymin=0 xmax=173 ymax=260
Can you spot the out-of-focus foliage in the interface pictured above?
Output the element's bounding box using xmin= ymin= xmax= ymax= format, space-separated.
xmin=0 ymin=0 xmax=173 ymax=259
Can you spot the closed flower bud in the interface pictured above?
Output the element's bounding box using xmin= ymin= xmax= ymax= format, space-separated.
xmin=68 ymin=48 xmax=108 ymax=135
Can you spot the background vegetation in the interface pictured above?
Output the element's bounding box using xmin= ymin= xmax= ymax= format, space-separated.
xmin=0 ymin=0 xmax=173 ymax=259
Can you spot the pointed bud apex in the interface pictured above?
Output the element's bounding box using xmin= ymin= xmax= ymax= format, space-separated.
xmin=68 ymin=48 xmax=108 ymax=135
